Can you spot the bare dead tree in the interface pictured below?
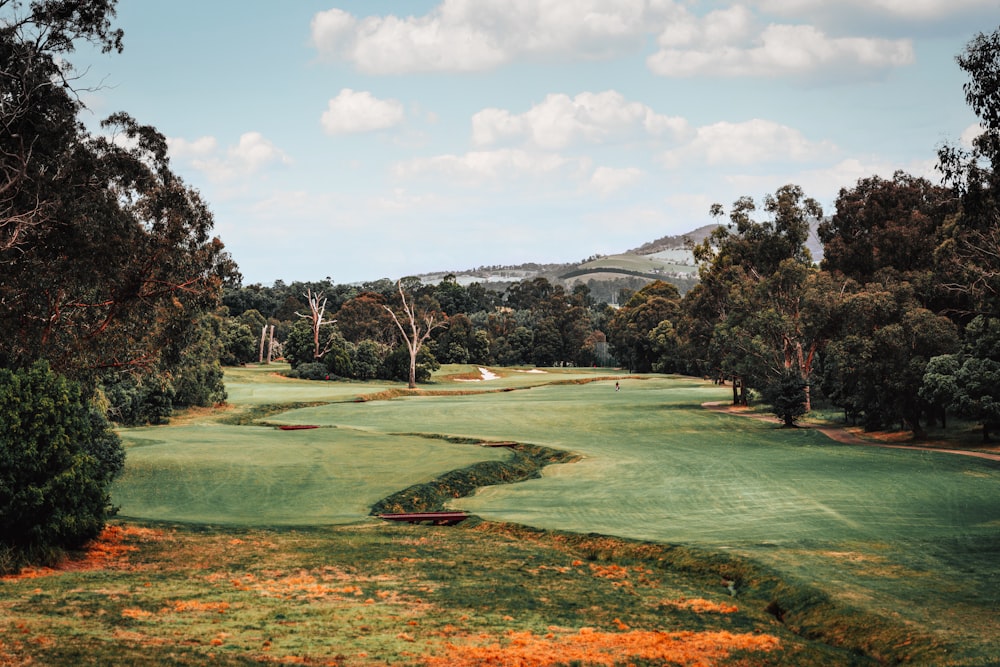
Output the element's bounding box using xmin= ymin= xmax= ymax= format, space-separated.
xmin=296 ymin=289 xmax=336 ymax=360
xmin=383 ymin=280 xmax=447 ymax=389
xmin=258 ymin=324 xmax=267 ymax=363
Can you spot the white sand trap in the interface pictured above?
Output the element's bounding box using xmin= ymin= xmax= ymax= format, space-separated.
xmin=456 ymin=367 xmax=500 ymax=382
xmin=516 ymin=369 xmax=547 ymax=374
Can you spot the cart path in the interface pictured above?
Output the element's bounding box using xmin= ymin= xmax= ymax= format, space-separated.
xmin=702 ymin=402 xmax=1000 ymax=462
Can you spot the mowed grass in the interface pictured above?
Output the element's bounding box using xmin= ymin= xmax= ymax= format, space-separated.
xmin=114 ymin=425 xmax=510 ymax=524
xmin=5 ymin=365 xmax=998 ymax=664
xmin=277 ymin=373 xmax=1000 ymax=662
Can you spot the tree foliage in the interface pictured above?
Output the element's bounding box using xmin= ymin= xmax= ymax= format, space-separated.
xmin=1 ymin=1 xmax=235 ymax=421
xmin=690 ymin=185 xmax=826 ymax=408
xmin=0 ymin=362 xmax=123 ymax=569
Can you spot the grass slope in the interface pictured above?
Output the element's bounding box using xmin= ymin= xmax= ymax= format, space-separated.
xmin=1 ymin=521 xmax=883 ymax=666
xmin=3 ymin=364 xmax=997 ymax=665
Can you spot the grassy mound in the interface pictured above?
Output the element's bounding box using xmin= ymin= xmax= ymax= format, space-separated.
xmin=371 ymin=437 xmax=580 ymax=515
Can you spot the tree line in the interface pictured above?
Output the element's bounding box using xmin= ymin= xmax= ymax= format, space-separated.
xmin=1 ymin=0 xmax=998 ymax=569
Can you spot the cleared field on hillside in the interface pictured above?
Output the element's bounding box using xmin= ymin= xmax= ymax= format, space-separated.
xmin=575 ymin=253 xmax=697 ymax=275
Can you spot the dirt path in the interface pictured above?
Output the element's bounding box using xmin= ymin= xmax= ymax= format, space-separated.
xmin=702 ymin=402 xmax=1000 ymax=463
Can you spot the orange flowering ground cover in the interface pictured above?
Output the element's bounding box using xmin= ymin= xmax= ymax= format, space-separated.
xmin=422 ymin=627 xmax=781 ymax=666
xmin=1 ymin=525 xmax=161 ymax=581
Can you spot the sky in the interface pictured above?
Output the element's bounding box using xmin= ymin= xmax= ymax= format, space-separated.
xmin=73 ymin=1 xmax=997 ymax=285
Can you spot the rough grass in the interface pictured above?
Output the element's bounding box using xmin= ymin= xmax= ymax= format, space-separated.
xmin=0 ymin=520 xmax=882 ymax=666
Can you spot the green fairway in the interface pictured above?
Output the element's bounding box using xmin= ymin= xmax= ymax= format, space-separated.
xmin=274 ymin=376 xmax=995 ymax=541
xmin=111 ymin=366 xmax=1000 ymax=662
xmin=272 ymin=373 xmax=1000 ymax=658
xmin=115 ymin=424 xmax=510 ymax=525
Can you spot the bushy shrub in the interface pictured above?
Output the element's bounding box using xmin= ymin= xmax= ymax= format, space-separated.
xmin=382 ymin=346 xmax=440 ymax=384
xmin=352 ymin=339 xmax=385 ymax=380
xmin=98 ymin=374 xmax=173 ymax=426
xmin=0 ymin=362 xmax=125 ymax=571
xmin=322 ymin=333 xmax=354 ymax=378
xmin=762 ymin=369 xmax=809 ymax=427
xmin=290 ymin=362 xmax=329 ymax=380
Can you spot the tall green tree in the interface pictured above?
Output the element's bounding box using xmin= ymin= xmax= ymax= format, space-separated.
xmin=1 ymin=2 xmax=236 ymax=407
xmin=687 ymin=185 xmax=827 ymax=410
xmin=819 ymin=171 xmax=955 ymax=288
xmin=921 ymin=315 xmax=1000 ymax=441
xmin=822 ymin=281 xmax=959 ymax=435
xmin=607 ymin=281 xmax=681 ymax=372
xmin=937 ymin=27 xmax=1000 ymax=316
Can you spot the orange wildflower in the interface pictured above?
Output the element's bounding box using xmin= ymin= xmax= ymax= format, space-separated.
xmin=422 ymin=628 xmax=780 ymax=666
xmin=661 ymin=598 xmax=739 ymax=614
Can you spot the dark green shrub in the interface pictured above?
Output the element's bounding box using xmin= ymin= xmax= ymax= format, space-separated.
xmin=0 ymin=362 xmax=125 ymax=571
xmin=352 ymin=339 xmax=385 ymax=380
xmin=382 ymin=346 xmax=439 ymax=384
xmin=291 ymin=362 xmax=329 ymax=380
xmin=321 ymin=333 xmax=354 ymax=378
xmin=762 ymin=369 xmax=809 ymax=427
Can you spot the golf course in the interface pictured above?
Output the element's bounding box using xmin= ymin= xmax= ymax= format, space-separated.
xmin=3 ymin=364 xmax=998 ymax=665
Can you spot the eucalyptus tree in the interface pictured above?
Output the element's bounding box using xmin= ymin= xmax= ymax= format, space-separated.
xmin=606 ymin=280 xmax=682 ymax=373
xmin=687 ymin=184 xmax=829 ymax=410
xmin=937 ymin=27 xmax=1000 ymax=316
xmin=819 ymin=171 xmax=956 ymax=289
xmin=1 ymin=2 xmax=236 ymax=406
xmin=383 ymin=280 xmax=447 ymax=389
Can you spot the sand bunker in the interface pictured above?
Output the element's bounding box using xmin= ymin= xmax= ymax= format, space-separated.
xmin=456 ymin=367 xmax=500 ymax=382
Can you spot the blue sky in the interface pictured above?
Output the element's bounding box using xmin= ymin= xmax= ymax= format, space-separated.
xmin=75 ymin=1 xmax=996 ymax=285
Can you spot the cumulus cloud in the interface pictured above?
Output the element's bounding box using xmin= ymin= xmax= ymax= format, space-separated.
xmin=167 ymin=136 xmax=217 ymax=159
xmin=589 ymin=166 xmax=643 ymax=196
xmin=321 ymin=88 xmax=405 ymax=135
xmin=312 ymin=1 xmax=923 ymax=79
xmin=662 ymin=119 xmax=836 ymax=167
xmin=393 ymin=148 xmax=586 ymax=185
xmin=310 ymin=0 xmax=672 ymax=74
xmin=648 ymin=8 xmax=913 ymax=78
xmin=472 ymin=90 xmax=688 ymax=150
xmin=172 ymin=132 xmax=291 ymax=182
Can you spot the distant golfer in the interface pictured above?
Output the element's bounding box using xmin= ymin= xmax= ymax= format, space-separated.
xmin=615 ymin=381 xmax=620 ymax=392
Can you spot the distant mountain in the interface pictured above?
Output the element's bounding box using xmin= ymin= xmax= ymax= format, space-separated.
xmin=415 ymin=219 xmax=824 ymax=303
xmin=626 ymin=224 xmax=720 ymax=255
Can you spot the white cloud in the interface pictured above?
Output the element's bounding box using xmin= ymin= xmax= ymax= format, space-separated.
xmin=648 ymin=16 xmax=913 ymax=77
xmin=311 ymin=1 xmax=929 ymax=78
xmin=472 ymin=90 xmax=688 ymax=150
xmin=230 ymin=132 xmax=292 ymax=172
xmin=589 ymin=166 xmax=643 ymax=196
xmin=662 ymin=119 xmax=836 ymax=167
xmin=310 ymin=0 xmax=673 ymax=74
xmin=321 ymin=89 xmax=405 ymax=135
xmin=174 ymin=132 xmax=291 ymax=183
xmin=751 ymin=0 xmax=996 ymax=21
xmin=393 ymin=148 xmax=585 ymax=185
xmin=167 ymin=136 xmax=217 ymax=159
xmin=960 ymin=123 xmax=984 ymax=148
